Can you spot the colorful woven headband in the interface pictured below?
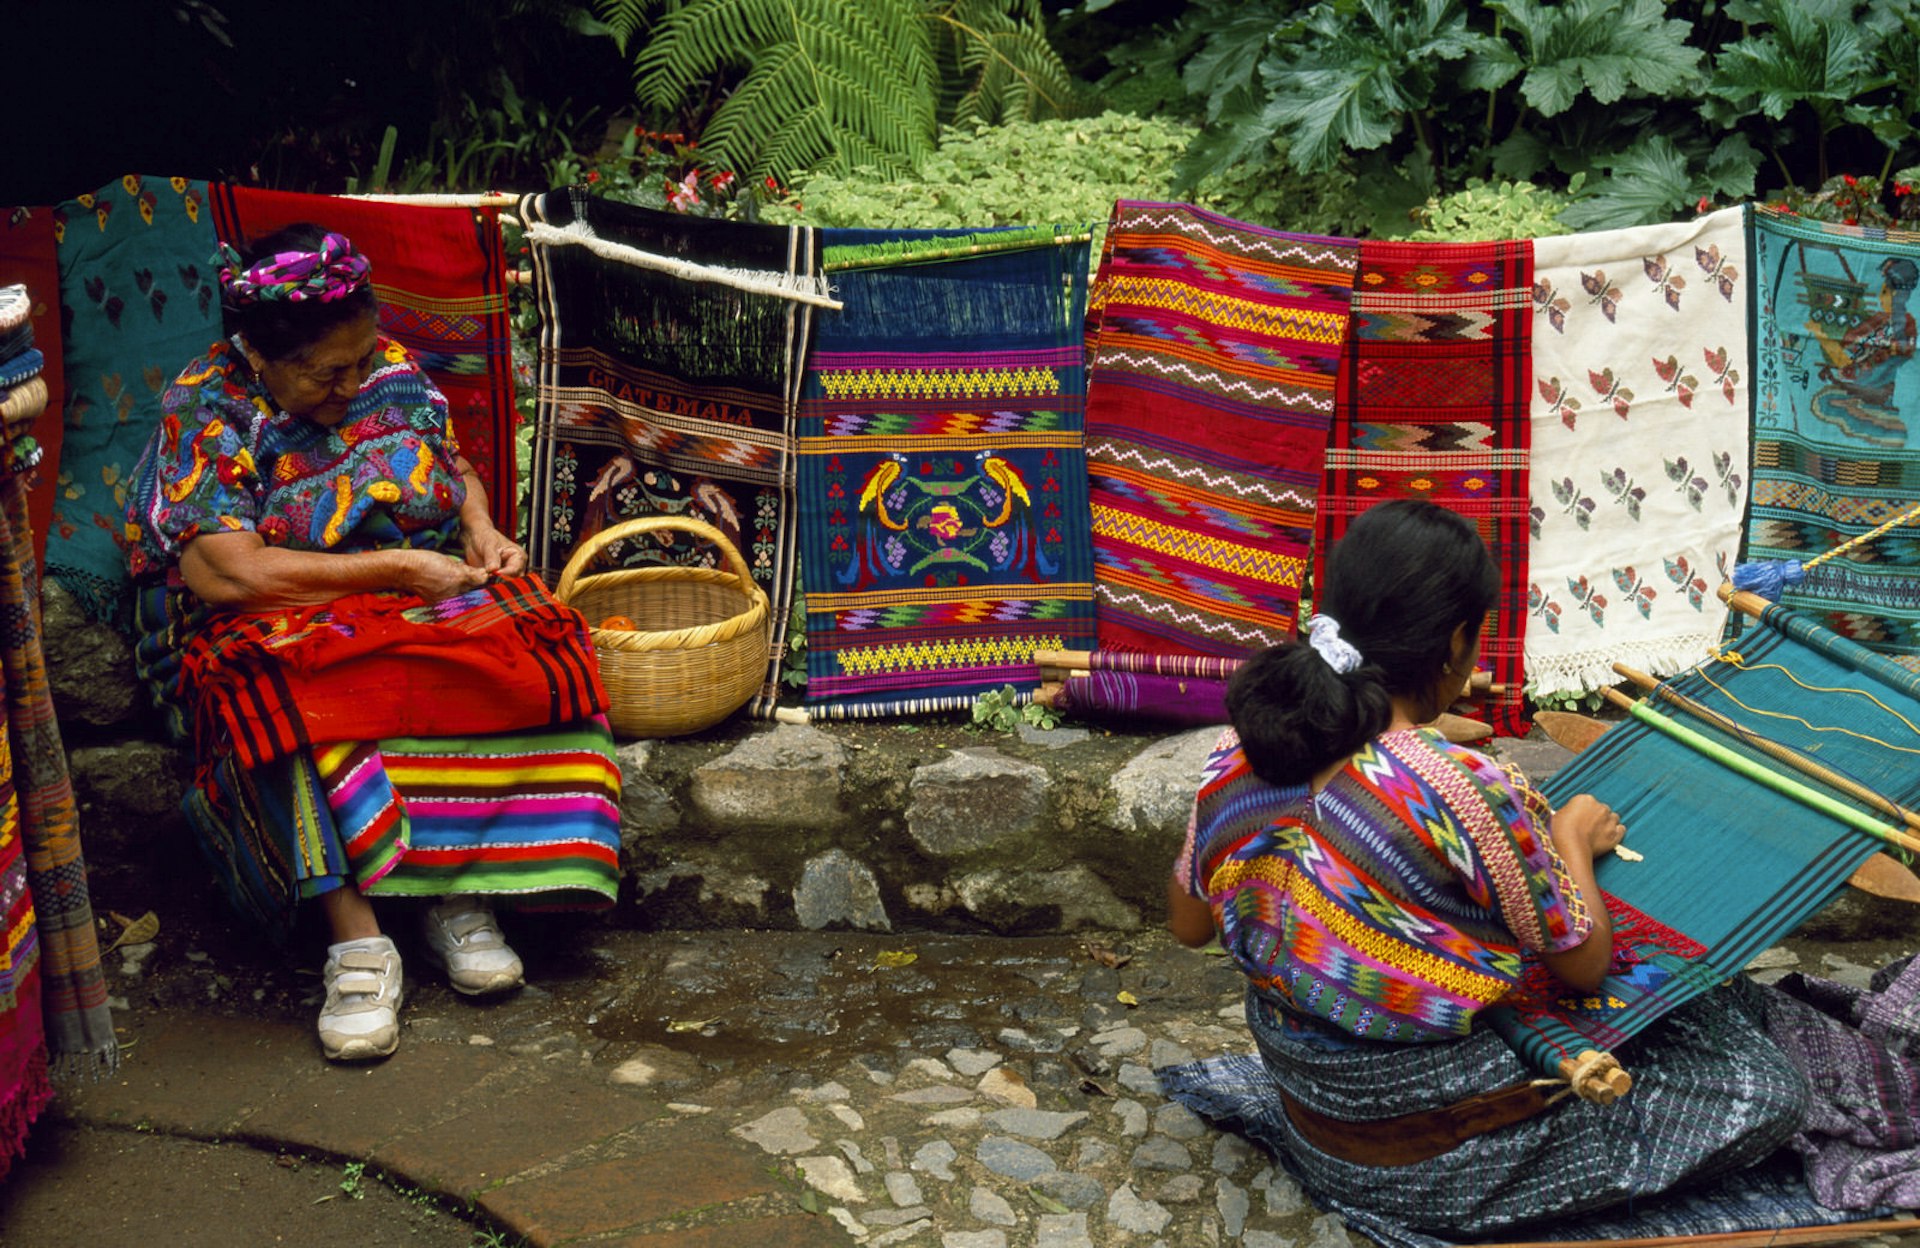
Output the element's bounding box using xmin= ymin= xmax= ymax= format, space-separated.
xmin=1306 ymin=615 xmax=1363 ymax=674
xmin=216 ymin=232 xmax=372 ymax=305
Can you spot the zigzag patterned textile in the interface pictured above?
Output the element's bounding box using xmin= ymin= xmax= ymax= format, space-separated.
xmin=521 ymin=192 xmax=820 ymax=717
xmin=208 ymin=187 xmax=518 ymax=535
xmin=1320 ymin=239 xmax=1533 ymax=735
xmin=1748 ymin=207 xmax=1920 ymax=667
xmin=1085 ymin=202 xmax=1358 ymax=656
xmin=1525 ymin=206 xmax=1751 ymax=697
xmin=798 ymin=228 xmax=1094 ymax=717
xmin=1490 ymin=595 xmax=1920 ymax=1077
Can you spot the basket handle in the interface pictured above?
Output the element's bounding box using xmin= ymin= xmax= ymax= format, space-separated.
xmin=553 ymin=515 xmax=761 ymax=603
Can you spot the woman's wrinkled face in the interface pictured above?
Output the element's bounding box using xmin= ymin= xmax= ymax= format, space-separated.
xmin=248 ymin=311 xmax=380 ymax=425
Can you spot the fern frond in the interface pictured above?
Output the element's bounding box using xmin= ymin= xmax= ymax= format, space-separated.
xmin=594 ymin=0 xmax=667 ymax=53
xmin=930 ymin=0 xmax=1077 ymax=125
xmin=634 ymin=0 xmax=937 ymax=179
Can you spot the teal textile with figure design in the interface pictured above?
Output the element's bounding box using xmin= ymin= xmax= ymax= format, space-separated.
xmin=798 ymin=228 xmax=1095 ymax=717
xmin=53 ymin=175 xmax=221 ymax=622
xmin=1749 ymin=207 xmax=1920 ymax=665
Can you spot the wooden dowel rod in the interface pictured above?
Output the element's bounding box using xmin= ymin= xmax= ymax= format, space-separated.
xmin=1477 ymin=1214 xmax=1920 ymax=1248
xmin=1613 ymin=663 xmax=1920 ymax=836
xmin=1603 ymin=689 xmax=1920 ymax=856
xmin=1032 ymin=649 xmax=1090 ymax=670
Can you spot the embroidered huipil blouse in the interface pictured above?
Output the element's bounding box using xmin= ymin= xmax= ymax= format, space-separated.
xmin=1179 ymin=727 xmax=1593 ymax=1043
xmin=125 ymin=337 xmax=466 ymax=579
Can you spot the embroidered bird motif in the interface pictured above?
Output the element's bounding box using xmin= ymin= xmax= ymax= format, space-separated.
xmin=858 ymin=455 xmax=909 ymax=531
xmin=976 ymin=452 xmax=1030 ymax=527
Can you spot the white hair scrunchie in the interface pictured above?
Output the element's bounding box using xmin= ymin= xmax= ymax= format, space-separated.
xmin=1306 ymin=615 xmax=1363 ymax=674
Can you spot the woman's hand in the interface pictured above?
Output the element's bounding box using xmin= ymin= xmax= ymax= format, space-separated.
xmin=399 ymin=549 xmax=488 ymax=603
xmin=461 ymin=522 xmax=527 ymax=578
xmin=1552 ymin=794 xmax=1626 ymax=859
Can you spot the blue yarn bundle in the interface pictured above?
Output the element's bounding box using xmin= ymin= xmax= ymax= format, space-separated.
xmin=1729 ymin=558 xmax=1804 ymax=602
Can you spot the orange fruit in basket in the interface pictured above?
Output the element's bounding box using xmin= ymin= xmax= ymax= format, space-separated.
xmin=599 ymin=614 xmax=638 ymax=631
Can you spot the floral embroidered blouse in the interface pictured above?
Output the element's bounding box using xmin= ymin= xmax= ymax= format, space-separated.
xmin=1178 ymin=727 xmax=1593 ymax=1044
xmin=124 ymin=336 xmax=466 ymax=580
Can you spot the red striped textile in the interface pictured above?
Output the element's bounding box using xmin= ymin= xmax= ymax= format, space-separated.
xmin=182 ymin=575 xmax=607 ymax=771
xmin=206 ymin=186 xmax=517 ymax=533
xmin=1318 ymin=240 xmax=1534 ymax=735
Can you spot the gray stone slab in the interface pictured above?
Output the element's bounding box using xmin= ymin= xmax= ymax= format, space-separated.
xmin=908 ymin=749 xmax=1048 ymax=858
xmin=982 ymin=1107 xmax=1088 ymax=1141
xmin=975 ymin=1135 xmax=1057 ymax=1181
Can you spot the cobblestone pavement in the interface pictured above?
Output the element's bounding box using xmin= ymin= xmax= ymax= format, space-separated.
xmin=34 ymin=912 xmax=1920 ymax=1247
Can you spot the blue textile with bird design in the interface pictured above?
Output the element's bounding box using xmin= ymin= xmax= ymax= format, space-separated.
xmin=796 ymin=228 xmax=1096 ymax=717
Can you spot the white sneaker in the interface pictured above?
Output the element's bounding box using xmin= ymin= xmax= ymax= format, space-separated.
xmin=319 ymin=936 xmax=402 ymax=1061
xmin=420 ymin=896 xmax=524 ymax=996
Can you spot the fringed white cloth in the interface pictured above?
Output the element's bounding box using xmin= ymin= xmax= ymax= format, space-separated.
xmin=1524 ymin=206 xmax=1751 ymax=697
xmin=524 ymin=221 xmax=843 ymax=310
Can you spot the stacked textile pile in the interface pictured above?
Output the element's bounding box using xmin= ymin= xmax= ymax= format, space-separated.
xmin=0 ymin=283 xmax=113 ymax=1180
xmin=0 ymin=210 xmax=64 ymax=570
xmin=797 ymin=227 xmax=1096 ymax=716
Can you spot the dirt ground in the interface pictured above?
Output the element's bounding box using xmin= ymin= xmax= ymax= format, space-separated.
xmin=0 ymin=1119 xmax=494 ymax=1248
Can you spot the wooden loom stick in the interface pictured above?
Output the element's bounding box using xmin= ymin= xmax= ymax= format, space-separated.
xmin=1613 ymin=663 xmax=1920 ymax=841
xmin=1602 ymin=690 xmax=1920 ymax=855
xmin=1475 ymin=1213 xmax=1920 ymax=1248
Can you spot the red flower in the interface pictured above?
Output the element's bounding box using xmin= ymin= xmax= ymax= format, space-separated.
xmin=585 ymin=170 xmax=601 ymax=184
xmin=1696 ymin=196 xmax=1711 ymax=213
xmin=765 ymin=175 xmax=781 ymax=192
xmin=1844 ymin=174 xmax=1857 ymax=186
xmin=1897 ymin=183 xmax=1914 ymax=197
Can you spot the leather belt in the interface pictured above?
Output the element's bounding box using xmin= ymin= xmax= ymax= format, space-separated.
xmin=1279 ymin=1079 xmax=1563 ymax=1167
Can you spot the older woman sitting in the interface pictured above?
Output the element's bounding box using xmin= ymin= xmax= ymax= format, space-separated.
xmin=124 ymin=224 xmax=621 ymax=1062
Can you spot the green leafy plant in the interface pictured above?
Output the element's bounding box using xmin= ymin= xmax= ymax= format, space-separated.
xmin=600 ymin=0 xmax=1076 ymax=182
xmin=782 ymin=593 xmax=809 ymax=691
xmin=339 ymin=1160 xmax=367 ymax=1201
xmin=971 ymin=684 xmax=1062 ymax=732
xmin=1406 ymin=176 xmax=1579 ymax=241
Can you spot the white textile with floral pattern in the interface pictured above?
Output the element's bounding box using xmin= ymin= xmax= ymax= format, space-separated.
xmin=1525 ymin=206 xmax=1750 ymax=697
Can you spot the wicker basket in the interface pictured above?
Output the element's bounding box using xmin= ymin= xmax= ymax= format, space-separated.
xmin=554 ymin=516 xmax=770 ymax=738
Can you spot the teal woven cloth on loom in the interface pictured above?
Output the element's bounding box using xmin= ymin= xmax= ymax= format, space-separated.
xmin=1492 ymin=597 xmax=1920 ymax=1073
xmin=1748 ymin=206 xmax=1920 ymax=668
xmin=797 ymin=228 xmax=1095 ymax=717
xmin=52 ymin=175 xmax=221 ymax=623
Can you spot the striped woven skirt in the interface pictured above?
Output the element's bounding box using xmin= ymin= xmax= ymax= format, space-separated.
xmin=186 ymin=716 xmax=622 ymax=933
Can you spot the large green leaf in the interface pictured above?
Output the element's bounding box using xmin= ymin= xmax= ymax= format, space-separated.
xmin=1486 ymin=0 xmax=1703 ymax=118
xmin=1558 ymin=132 xmax=1690 ymax=228
xmin=1708 ymin=0 xmax=1883 ymax=125
xmin=1260 ymin=0 xmax=1497 ymax=172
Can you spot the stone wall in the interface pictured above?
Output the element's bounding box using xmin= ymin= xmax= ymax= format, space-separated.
xmin=47 ymin=578 xmax=1217 ymax=936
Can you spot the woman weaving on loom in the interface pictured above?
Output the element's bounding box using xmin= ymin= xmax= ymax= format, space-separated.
xmin=123 ymin=224 xmax=621 ymax=1063
xmin=1163 ymin=500 xmax=1825 ymax=1237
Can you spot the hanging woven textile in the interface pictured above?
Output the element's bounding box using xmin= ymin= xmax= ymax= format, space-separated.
xmin=1084 ymin=201 xmax=1358 ymax=656
xmin=1525 ymin=206 xmax=1752 ymax=698
xmin=520 ymin=191 xmax=826 ymax=716
xmin=207 ymin=186 xmax=518 ymax=534
xmin=1320 ymin=239 xmax=1534 ymax=735
xmin=1747 ymin=206 xmax=1920 ymax=669
xmin=0 ymin=207 xmax=67 ymax=571
xmin=51 ymin=175 xmax=222 ymax=622
xmin=797 ymin=226 xmax=1094 ymax=717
